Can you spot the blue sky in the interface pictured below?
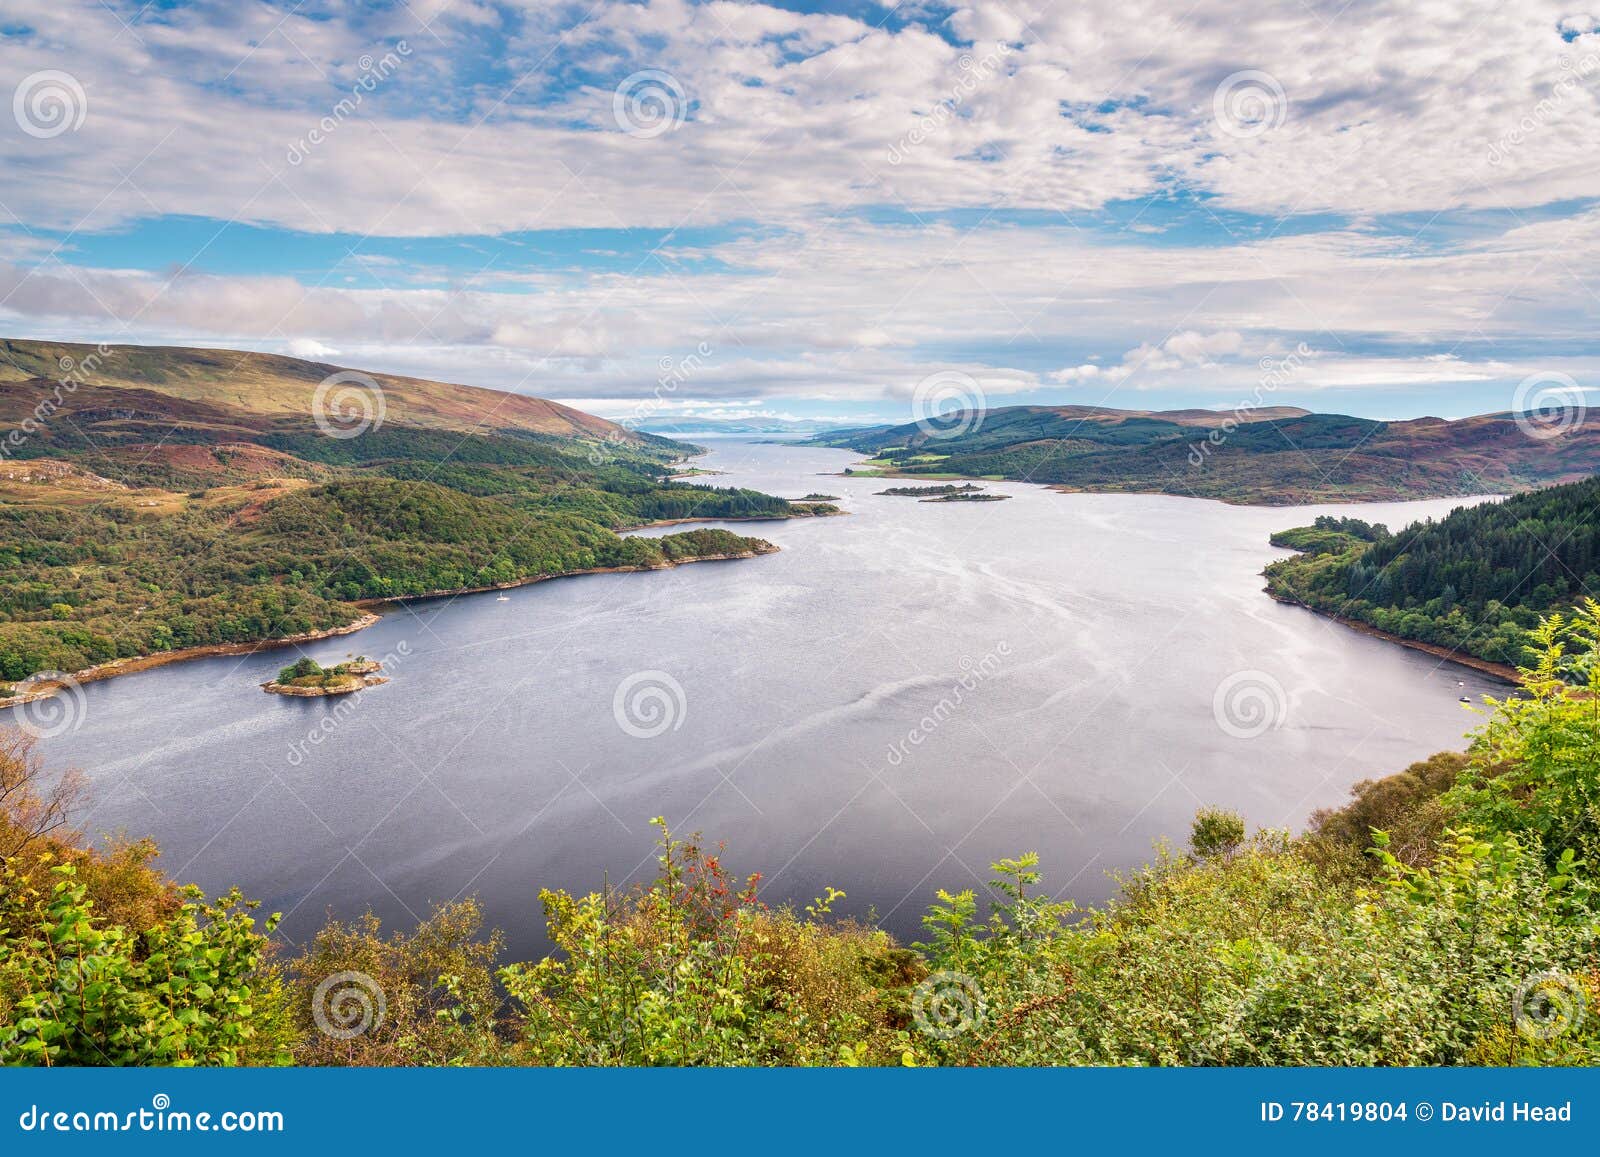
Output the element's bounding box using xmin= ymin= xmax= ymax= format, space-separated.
xmin=2 ymin=0 xmax=1598 ymax=425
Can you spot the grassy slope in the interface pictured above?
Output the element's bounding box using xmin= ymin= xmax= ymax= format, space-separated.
xmin=0 ymin=338 xmax=633 ymax=441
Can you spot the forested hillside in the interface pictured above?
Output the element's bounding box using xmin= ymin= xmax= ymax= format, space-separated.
xmin=810 ymin=405 xmax=1600 ymax=504
xmin=1264 ymin=477 xmax=1600 ymax=665
xmin=0 ymin=340 xmax=832 ymax=683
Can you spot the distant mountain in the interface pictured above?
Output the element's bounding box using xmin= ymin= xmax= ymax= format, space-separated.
xmin=635 ymin=416 xmax=856 ymax=437
xmin=806 ymin=404 xmax=1600 ymax=503
xmin=0 ymin=338 xmax=634 ymax=443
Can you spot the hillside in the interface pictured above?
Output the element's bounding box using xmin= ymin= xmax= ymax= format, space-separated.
xmin=0 ymin=338 xmax=633 ymax=442
xmin=1263 ymin=476 xmax=1600 ymax=666
xmin=809 ymin=405 xmax=1600 ymax=503
xmin=0 ymin=339 xmax=835 ymax=683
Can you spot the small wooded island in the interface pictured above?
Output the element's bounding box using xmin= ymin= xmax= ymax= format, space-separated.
xmin=876 ymin=483 xmax=1010 ymax=502
xmin=877 ymin=482 xmax=984 ymax=497
xmin=263 ymin=655 xmax=388 ymax=697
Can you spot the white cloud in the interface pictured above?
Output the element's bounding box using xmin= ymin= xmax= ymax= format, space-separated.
xmin=286 ymin=338 xmax=340 ymax=360
xmin=0 ymin=0 xmax=1596 ymax=416
xmin=4 ymin=204 xmax=1599 ymax=406
xmin=3 ymin=0 xmax=1595 ymax=234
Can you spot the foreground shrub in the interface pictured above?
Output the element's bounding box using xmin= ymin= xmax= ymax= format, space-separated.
xmin=901 ymin=832 xmax=1598 ymax=1067
xmin=288 ymin=901 xmax=505 ymax=1066
xmin=0 ymin=863 xmax=286 ymax=1065
xmin=500 ymin=821 xmax=913 ymax=1065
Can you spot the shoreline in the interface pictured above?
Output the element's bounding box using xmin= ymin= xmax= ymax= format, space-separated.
xmin=0 ymin=548 xmax=780 ymax=707
xmin=1050 ymin=483 xmax=1506 ymax=508
xmin=353 ymin=544 xmax=779 ymax=607
xmin=621 ymin=509 xmax=846 ymax=531
xmin=0 ymin=613 xmax=383 ymax=710
xmin=1267 ymin=591 xmax=1521 ymax=684
xmin=817 ymin=450 xmax=1510 ymax=508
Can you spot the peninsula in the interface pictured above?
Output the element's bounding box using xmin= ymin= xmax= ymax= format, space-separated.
xmin=1261 ymin=479 xmax=1600 ymax=676
xmin=0 ymin=339 xmax=807 ymax=688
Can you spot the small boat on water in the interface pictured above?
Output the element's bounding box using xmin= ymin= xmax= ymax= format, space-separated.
xmin=1459 ymin=696 xmax=1472 ymax=703
xmin=496 ymin=595 xmax=510 ymax=601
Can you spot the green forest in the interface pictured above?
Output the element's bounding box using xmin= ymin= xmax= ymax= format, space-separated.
xmin=4 ymin=605 xmax=1600 ymax=1066
xmin=1264 ymin=477 xmax=1600 ymax=666
xmin=0 ymin=340 xmax=847 ymax=684
xmin=0 ymin=430 xmax=824 ymax=682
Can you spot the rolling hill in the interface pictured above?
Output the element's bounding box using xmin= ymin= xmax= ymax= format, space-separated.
xmin=808 ymin=404 xmax=1600 ymax=503
xmin=0 ymin=339 xmax=836 ymax=684
xmin=0 ymin=338 xmax=630 ymax=442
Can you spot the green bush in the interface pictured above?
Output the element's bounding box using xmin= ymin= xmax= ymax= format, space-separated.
xmin=1190 ymin=807 xmax=1246 ymax=860
xmin=0 ymin=863 xmax=288 ymax=1066
xmin=277 ymin=656 xmax=324 ymax=684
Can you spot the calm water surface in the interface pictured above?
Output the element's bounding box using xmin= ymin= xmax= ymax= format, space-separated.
xmin=10 ymin=440 xmax=1503 ymax=955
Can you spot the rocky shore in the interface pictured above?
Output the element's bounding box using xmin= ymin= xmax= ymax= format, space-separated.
xmin=0 ymin=614 xmax=383 ymax=710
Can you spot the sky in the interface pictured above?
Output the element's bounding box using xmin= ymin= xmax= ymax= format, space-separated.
xmin=1 ymin=0 xmax=1598 ymax=427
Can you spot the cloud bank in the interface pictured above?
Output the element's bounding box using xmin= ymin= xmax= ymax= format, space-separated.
xmin=0 ymin=0 xmax=1596 ymax=418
